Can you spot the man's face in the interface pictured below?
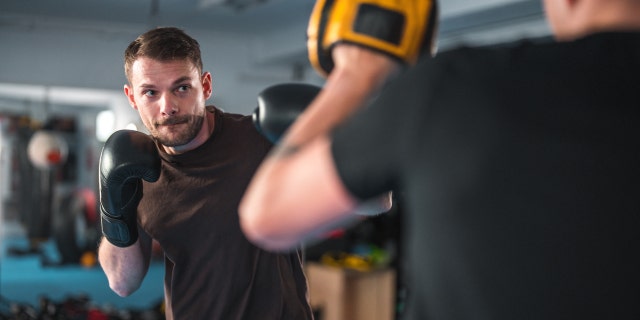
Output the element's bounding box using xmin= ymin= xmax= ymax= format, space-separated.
xmin=124 ymin=57 xmax=212 ymax=147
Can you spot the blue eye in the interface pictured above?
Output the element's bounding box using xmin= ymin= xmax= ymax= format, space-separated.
xmin=144 ymin=90 xmax=156 ymax=97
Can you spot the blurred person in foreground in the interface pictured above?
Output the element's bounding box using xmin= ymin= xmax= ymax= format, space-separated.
xmin=240 ymin=0 xmax=640 ymax=319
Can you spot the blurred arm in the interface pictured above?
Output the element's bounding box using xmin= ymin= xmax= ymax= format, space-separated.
xmin=240 ymin=135 xmax=357 ymax=251
xmin=240 ymin=44 xmax=399 ymax=251
xmin=281 ymin=44 xmax=399 ymax=146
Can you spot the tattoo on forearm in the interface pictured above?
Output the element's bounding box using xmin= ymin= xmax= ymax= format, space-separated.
xmin=271 ymin=144 xmax=301 ymax=159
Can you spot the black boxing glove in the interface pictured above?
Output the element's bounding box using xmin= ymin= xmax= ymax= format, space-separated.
xmin=99 ymin=130 xmax=161 ymax=247
xmin=252 ymin=83 xmax=322 ymax=144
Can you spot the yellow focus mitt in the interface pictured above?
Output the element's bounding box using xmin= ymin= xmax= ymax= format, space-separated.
xmin=307 ymin=0 xmax=439 ymax=77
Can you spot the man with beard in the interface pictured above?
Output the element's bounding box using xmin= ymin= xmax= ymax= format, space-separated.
xmin=97 ymin=27 xmax=313 ymax=320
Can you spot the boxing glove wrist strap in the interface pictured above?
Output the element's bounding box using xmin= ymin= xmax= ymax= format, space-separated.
xmin=101 ymin=208 xmax=138 ymax=248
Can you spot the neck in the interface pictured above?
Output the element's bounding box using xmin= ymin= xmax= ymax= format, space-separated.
xmin=559 ymin=1 xmax=640 ymax=41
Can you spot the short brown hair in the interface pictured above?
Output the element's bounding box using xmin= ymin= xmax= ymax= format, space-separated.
xmin=124 ymin=27 xmax=203 ymax=82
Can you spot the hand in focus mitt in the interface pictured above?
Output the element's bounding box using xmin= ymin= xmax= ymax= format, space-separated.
xmin=308 ymin=0 xmax=439 ymax=77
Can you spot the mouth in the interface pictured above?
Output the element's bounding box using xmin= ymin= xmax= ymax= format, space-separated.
xmin=157 ymin=117 xmax=188 ymax=128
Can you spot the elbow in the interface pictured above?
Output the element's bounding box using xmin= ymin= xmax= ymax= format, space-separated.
xmin=102 ymin=265 xmax=143 ymax=297
xmin=108 ymin=279 xmax=140 ymax=297
xmin=238 ymin=211 xmax=263 ymax=246
xmin=97 ymin=239 xmax=148 ymax=297
xmin=239 ymin=208 xmax=276 ymax=248
xmin=239 ymin=204 xmax=298 ymax=252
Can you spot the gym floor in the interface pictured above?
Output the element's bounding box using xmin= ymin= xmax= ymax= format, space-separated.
xmin=0 ymin=219 xmax=164 ymax=314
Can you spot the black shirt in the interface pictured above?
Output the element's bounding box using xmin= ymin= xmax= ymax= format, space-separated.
xmin=332 ymin=32 xmax=640 ymax=319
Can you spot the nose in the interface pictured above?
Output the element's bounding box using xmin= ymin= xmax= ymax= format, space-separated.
xmin=159 ymin=94 xmax=178 ymax=116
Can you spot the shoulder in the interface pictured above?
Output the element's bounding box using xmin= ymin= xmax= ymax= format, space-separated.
xmin=210 ymin=105 xmax=273 ymax=149
xmin=406 ymin=37 xmax=570 ymax=89
xmin=209 ymin=105 xmax=253 ymax=130
xmin=209 ymin=105 xmax=249 ymax=122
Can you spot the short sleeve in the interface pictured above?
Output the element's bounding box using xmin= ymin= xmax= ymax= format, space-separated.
xmin=331 ymin=60 xmax=433 ymax=200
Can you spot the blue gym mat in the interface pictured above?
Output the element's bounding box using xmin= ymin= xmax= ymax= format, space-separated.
xmin=0 ymin=221 xmax=164 ymax=312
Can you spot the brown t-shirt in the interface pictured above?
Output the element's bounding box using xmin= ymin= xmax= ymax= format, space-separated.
xmin=138 ymin=106 xmax=312 ymax=320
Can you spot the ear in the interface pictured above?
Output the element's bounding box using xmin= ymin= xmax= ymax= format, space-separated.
xmin=202 ymin=72 xmax=213 ymax=100
xmin=123 ymin=84 xmax=138 ymax=110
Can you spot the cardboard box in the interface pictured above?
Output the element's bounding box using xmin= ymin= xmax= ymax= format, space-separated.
xmin=306 ymin=262 xmax=396 ymax=320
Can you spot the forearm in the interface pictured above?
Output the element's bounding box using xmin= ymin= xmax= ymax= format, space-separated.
xmin=281 ymin=45 xmax=398 ymax=146
xmin=242 ymin=164 xmax=391 ymax=252
xmin=242 ymin=47 xmax=398 ymax=250
xmin=98 ymin=228 xmax=151 ymax=297
xmin=240 ymin=136 xmax=359 ymax=251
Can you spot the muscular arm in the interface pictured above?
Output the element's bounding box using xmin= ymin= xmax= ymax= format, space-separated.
xmin=240 ymin=45 xmax=397 ymax=251
xmin=283 ymin=44 xmax=395 ymax=216
xmin=240 ymin=136 xmax=359 ymax=251
xmin=281 ymin=44 xmax=399 ymax=146
xmin=98 ymin=224 xmax=153 ymax=297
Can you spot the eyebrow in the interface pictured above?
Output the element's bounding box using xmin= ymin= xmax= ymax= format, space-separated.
xmin=139 ymin=76 xmax=194 ymax=89
xmin=172 ymin=76 xmax=193 ymax=86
